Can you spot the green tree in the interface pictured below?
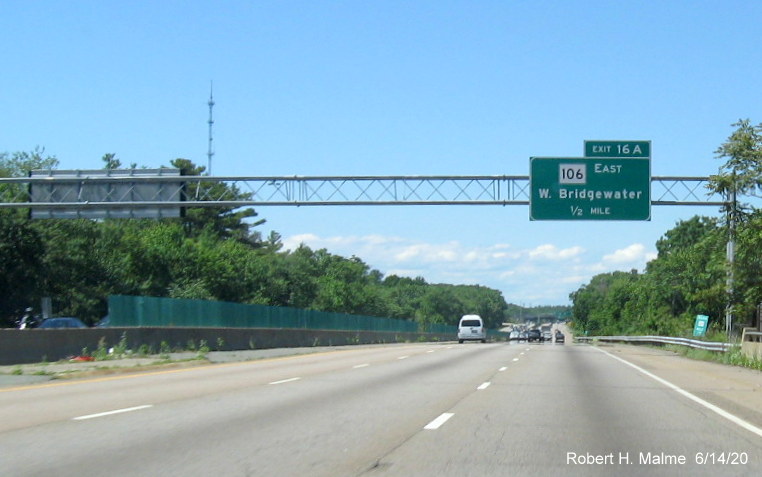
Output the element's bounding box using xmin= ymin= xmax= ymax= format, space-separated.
xmin=170 ymin=158 xmax=265 ymax=242
xmin=734 ymin=211 xmax=762 ymax=324
xmin=0 ymin=213 xmax=45 ymax=326
xmin=0 ymin=147 xmax=59 ymax=177
xmin=416 ymin=286 xmax=463 ymax=328
xmin=570 ymin=272 xmax=640 ymax=335
xmin=709 ymin=119 xmax=762 ymax=219
xmin=32 ymin=219 xmax=112 ymax=323
xmin=312 ymin=252 xmax=385 ymax=316
xmin=381 ymin=275 xmax=429 ymax=319
xmin=0 ymin=148 xmax=59 ymax=212
xmin=570 ymin=216 xmax=726 ymax=337
xmin=101 ymin=153 xmax=122 ymax=170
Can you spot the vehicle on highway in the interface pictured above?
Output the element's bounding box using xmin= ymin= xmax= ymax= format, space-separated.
xmin=555 ymin=331 xmax=565 ymax=343
xmin=16 ymin=307 xmax=41 ymax=329
xmin=519 ymin=331 xmax=528 ymax=341
xmin=527 ymin=329 xmax=542 ymax=343
xmin=509 ymin=330 xmax=520 ymax=341
xmin=37 ymin=317 xmax=88 ymax=329
xmin=457 ymin=314 xmax=487 ymax=343
xmin=542 ymin=330 xmax=553 ymax=342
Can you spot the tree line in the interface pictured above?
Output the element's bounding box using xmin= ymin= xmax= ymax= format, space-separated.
xmin=570 ymin=120 xmax=762 ymax=338
xmin=0 ymin=151 xmax=509 ymax=329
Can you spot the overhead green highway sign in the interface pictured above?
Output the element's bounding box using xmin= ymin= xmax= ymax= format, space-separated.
xmin=584 ymin=140 xmax=650 ymax=158
xmin=530 ymin=156 xmax=651 ymax=221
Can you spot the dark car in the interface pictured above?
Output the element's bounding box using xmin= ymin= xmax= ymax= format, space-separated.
xmin=37 ymin=317 xmax=88 ymax=329
xmin=555 ymin=331 xmax=565 ymax=343
xmin=527 ymin=329 xmax=542 ymax=342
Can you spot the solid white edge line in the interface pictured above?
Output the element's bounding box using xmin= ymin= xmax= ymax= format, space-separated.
xmin=593 ymin=346 xmax=762 ymax=439
xmin=424 ymin=412 xmax=454 ymax=430
xmin=477 ymin=382 xmax=491 ymax=390
xmin=73 ymin=404 xmax=153 ymax=421
xmin=269 ymin=377 xmax=301 ymax=385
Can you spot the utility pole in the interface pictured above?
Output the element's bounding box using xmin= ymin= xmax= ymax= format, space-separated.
xmin=725 ymin=173 xmax=737 ymax=338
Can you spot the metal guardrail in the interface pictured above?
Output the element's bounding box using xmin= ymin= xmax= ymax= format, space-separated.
xmin=576 ymin=335 xmax=735 ymax=352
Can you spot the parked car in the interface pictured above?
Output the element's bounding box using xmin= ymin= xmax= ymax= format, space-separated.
xmin=555 ymin=331 xmax=565 ymax=343
xmin=37 ymin=317 xmax=88 ymax=329
xmin=527 ymin=329 xmax=542 ymax=342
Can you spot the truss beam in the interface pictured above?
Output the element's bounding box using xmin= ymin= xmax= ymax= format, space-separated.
xmin=0 ymin=175 xmax=726 ymax=209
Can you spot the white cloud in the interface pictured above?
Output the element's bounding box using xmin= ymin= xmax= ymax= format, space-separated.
xmin=602 ymin=243 xmax=650 ymax=264
xmin=282 ymin=233 xmax=321 ymax=250
xmin=528 ymin=244 xmax=585 ymax=260
xmin=394 ymin=242 xmax=460 ymax=263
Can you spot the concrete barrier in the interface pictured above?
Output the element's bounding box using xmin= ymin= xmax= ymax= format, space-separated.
xmin=0 ymin=328 xmax=456 ymax=365
xmin=742 ymin=328 xmax=762 ymax=360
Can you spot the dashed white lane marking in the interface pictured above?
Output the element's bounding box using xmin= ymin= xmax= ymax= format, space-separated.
xmin=424 ymin=413 xmax=454 ymax=430
xmin=499 ymin=366 xmax=508 ymax=371
xmin=594 ymin=347 xmax=762 ymax=439
xmin=427 ymin=350 xmax=435 ymax=353
xmin=477 ymin=382 xmax=491 ymax=390
xmin=397 ymin=356 xmax=409 ymax=360
xmin=353 ymin=364 xmax=370 ymax=369
xmin=269 ymin=377 xmax=301 ymax=385
xmin=512 ymin=358 xmax=520 ymax=362
xmin=73 ymin=404 xmax=153 ymax=421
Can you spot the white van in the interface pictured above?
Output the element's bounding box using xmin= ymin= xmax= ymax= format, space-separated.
xmin=458 ymin=314 xmax=487 ymax=343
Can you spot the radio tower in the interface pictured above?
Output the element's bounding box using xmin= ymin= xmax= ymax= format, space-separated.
xmin=207 ymin=82 xmax=215 ymax=175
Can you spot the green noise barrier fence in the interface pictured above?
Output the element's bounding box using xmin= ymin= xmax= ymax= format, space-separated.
xmin=109 ymin=295 xmax=459 ymax=334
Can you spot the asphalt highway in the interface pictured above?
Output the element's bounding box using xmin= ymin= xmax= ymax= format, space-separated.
xmin=1 ymin=340 xmax=761 ymax=476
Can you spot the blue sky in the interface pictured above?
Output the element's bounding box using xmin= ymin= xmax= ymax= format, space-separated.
xmin=2 ymin=1 xmax=761 ymax=305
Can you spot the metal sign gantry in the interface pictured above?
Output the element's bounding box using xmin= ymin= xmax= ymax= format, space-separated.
xmin=0 ymin=174 xmax=726 ymax=210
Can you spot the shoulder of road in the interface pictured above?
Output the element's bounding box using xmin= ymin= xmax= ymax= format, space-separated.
xmin=0 ymin=345 xmax=385 ymax=387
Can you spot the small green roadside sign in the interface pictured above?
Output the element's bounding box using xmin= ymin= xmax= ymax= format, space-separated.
xmin=693 ymin=315 xmax=709 ymax=337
